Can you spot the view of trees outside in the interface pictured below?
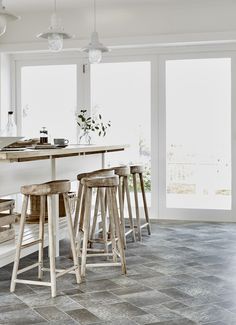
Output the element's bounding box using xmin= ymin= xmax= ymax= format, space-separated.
xmin=91 ymin=61 xmax=151 ymax=206
xmin=166 ymin=58 xmax=231 ymax=210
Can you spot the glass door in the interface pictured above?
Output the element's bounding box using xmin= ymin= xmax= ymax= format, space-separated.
xmin=159 ymin=55 xmax=233 ymax=221
xmin=90 ymin=58 xmax=152 ymax=211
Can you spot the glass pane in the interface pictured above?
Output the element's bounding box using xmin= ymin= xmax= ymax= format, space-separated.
xmin=21 ymin=65 xmax=77 ymax=143
xmin=166 ymin=58 xmax=231 ymax=210
xmin=91 ymin=61 xmax=151 ymax=205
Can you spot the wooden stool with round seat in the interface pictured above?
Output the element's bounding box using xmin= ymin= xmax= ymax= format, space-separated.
xmin=114 ymin=166 xmax=136 ymax=247
xmin=10 ymin=180 xmax=81 ymax=298
xmin=130 ymin=165 xmax=151 ymax=241
xmin=80 ymin=175 xmax=126 ymax=277
xmin=74 ymin=168 xmax=114 ymax=241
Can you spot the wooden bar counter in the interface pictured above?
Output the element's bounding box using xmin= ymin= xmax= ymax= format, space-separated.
xmin=0 ymin=144 xmax=128 ymax=267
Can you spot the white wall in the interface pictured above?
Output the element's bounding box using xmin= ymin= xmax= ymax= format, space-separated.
xmin=0 ymin=54 xmax=11 ymax=130
xmin=0 ymin=1 xmax=236 ymax=51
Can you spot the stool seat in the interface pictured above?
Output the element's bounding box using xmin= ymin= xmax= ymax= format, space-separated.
xmin=114 ymin=166 xmax=130 ymax=176
xmin=21 ymin=180 xmax=70 ymax=196
xmin=81 ymin=176 xmax=119 ymax=188
xmin=77 ymin=168 xmax=114 ymax=181
xmin=130 ymin=165 xmax=145 ymax=174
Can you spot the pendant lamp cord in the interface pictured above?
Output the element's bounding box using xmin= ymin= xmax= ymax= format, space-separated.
xmin=54 ymin=0 xmax=57 ymax=13
xmin=93 ymin=0 xmax=96 ymax=32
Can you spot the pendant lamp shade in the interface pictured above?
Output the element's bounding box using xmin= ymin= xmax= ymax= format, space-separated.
xmin=82 ymin=0 xmax=110 ymax=64
xmin=0 ymin=0 xmax=20 ymax=37
xmin=37 ymin=0 xmax=72 ymax=52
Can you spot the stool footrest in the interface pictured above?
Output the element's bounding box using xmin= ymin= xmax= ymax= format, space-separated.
xmin=86 ymin=253 xmax=113 ymax=257
xmin=86 ymin=248 xmax=105 ymax=253
xmin=140 ymin=222 xmax=149 ymax=229
xmin=17 ymin=262 xmax=39 ymax=275
xmin=86 ymin=262 xmax=121 ymax=268
xmin=89 ymin=238 xmax=107 ymax=244
xmin=41 ymin=267 xmax=78 ymax=275
xmin=14 ymin=279 xmax=51 ymax=287
xmin=125 ymin=229 xmax=135 ymax=236
xmin=56 ymin=265 xmax=79 ymax=278
xmin=21 ymin=239 xmax=42 ymax=249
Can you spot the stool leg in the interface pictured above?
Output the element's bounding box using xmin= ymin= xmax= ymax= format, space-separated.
xmin=133 ymin=173 xmax=142 ymax=241
xmin=79 ymin=186 xmax=87 ymax=232
xmin=124 ymin=176 xmax=136 ymax=242
xmin=81 ymin=187 xmax=92 ymax=277
xmin=74 ymin=182 xmax=83 ymax=236
xmin=90 ymin=188 xmax=100 ymax=244
xmin=100 ymin=188 xmax=108 ymax=256
xmin=118 ymin=176 xmax=126 ymax=248
xmin=139 ymin=173 xmax=151 ymax=235
xmin=107 ymin=188 xmax=117 ymax=263
xmin=111 ymin=188 xmax=127 ymax=275
xmin=10 ymin=195 xmax=29 ymax=293
xmin=63 ymin=193 xmax=81 ymax=284
xmin=38 ymin=195 xmax=46 ymax=280
xmin=47 ymin=195 xmax=57 ymax=298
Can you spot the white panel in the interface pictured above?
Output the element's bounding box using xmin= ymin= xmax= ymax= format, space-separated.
xmin=0 ymin=155 xmax=102 ymax=196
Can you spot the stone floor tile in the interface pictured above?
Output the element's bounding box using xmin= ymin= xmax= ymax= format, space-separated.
xmin=66 ymin=308 xmax=101 ymax=324
xmin=144 ymin=319 xmax=197 ymax=325
xmin=158 ymin=287 xmax=193 ymax=300
xmin=118 ymin=289 xmax=173 ymax=307
xmin=0 ymin=308 xmax=46 ymax=324
xmin=34 ymin=306 xmax=72 ymax=321
xmin=86 ymin=301 xmax=147 ymax=321
xmin=141 ymin=304 xmax=183 ymax=322
xmin=131 ymin=313 xmax=160 ymax=324
xmin=174 ymin=304 xmax=236 ymax=324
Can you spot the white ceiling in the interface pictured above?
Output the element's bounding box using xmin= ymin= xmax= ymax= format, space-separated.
xmin=6 ymin=0 xmax=164 ymax=12
xmin=5 ymin=0 xmax=220 ymax=13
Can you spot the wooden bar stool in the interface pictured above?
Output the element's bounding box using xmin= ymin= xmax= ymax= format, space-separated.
xmin=74 ymin=168 xmax=114 ymax=253
xmin=74 ymin=168 xmax=114 ymax=238
xmin=10 ymin=180 xmax=81 ymax=298
xmin=130 ymin=165 xmax=151 ymax=241
xmin=114 ymin=166 xmax=136 ymax=247
xmin=80 ymin=176 xmax=126 ymax=277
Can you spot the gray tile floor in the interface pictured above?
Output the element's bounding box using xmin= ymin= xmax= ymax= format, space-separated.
xmin=1 ymin=222 xmax=236 ymax=324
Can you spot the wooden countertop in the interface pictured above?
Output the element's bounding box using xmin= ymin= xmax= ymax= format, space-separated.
xmin=0 ymin=144 xmax=128 ymax=163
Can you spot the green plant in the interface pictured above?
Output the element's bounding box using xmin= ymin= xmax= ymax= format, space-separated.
xmin=77 ymin=110 xmax=111 ymax=137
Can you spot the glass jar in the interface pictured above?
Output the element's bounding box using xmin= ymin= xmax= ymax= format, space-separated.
xmin=4 ymin=111 xmax=17 ymax=136
xmin=40 ymin=127 xmax=48 ymax=144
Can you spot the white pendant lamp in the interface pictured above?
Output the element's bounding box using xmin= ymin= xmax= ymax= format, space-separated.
xmin=0 ymin=0 xmax=20 ymax=37
xmin=82 ymin=0 xmax=109 ymax=64
xmin=37 ymin=0 xmax=72 ymax=52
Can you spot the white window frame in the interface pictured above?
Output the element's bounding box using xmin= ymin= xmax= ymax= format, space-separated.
xmin=158 ymin=51 xmax=236 ymax=222
xmin=11 ymin=44 xmax=236 ymax=221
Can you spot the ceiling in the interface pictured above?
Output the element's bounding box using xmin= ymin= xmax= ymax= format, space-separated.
xmin=5 ymin=0 xmax=221 ymax=13
xmin=5 ymin=0 xmax=164 ymax=12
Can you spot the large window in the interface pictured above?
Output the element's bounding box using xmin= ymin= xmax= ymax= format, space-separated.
xmin=21 ymin=64 xmax=77 ymax=143
xmin=166 ymin=58 xmax=231 ymax=210
xmin=91 ymin=61 xmax=151 ymax=206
